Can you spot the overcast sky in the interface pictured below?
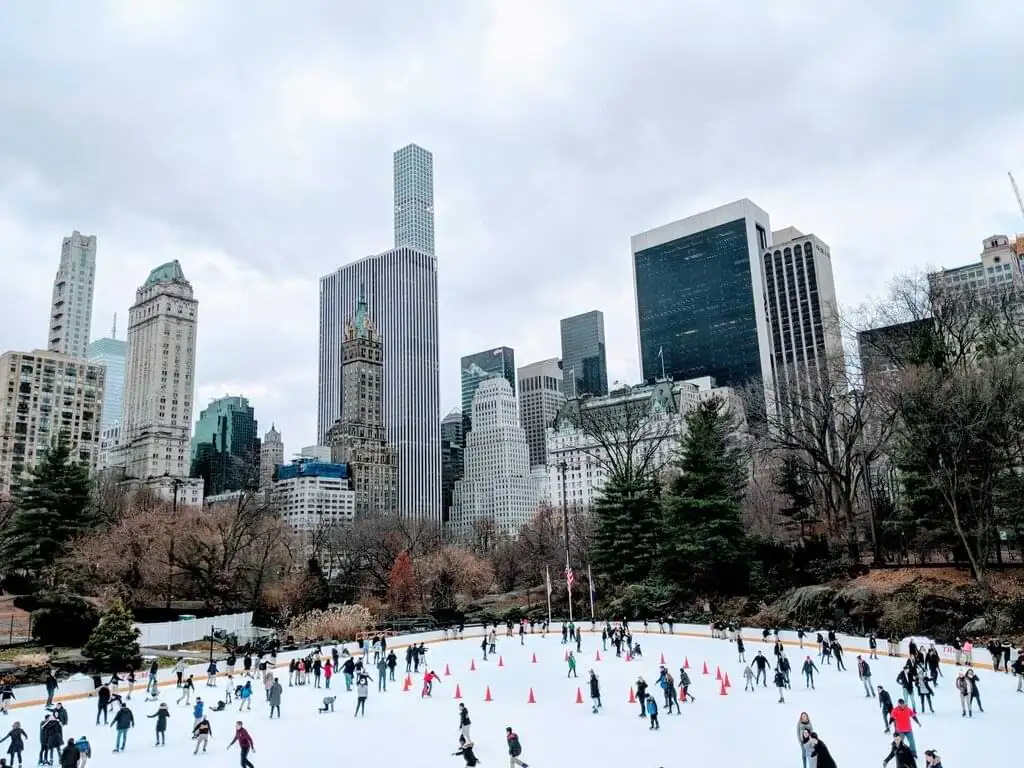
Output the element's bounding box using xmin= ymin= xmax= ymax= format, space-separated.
xmin=1 ymin=0 xmax=1022 ymax=453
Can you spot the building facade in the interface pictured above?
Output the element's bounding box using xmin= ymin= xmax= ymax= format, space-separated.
xmin=440 ymin=409 xmax=463 ymax=523
xmin=762 ymin=227 xmax=843 ymax=403
xmin=325 ymin=287 xmax=398 ymax=517
xmin=517 ymin=357 xmax=564 ymax=468
xmin=0 ymin=349 xmax=105 ymax=498
xmin=259 ymin=424 xmax=284 ymax=490
xmin=273 ymin=460 xmax=356 ymax=535
xmin=117 ymin=260 xmax=199 ymax=482
xmin=394 ymin=143 xmax=435 ymax=256
xmin=461 ymin=347 xmax=516 ymax=437
xmin=546 ymin=377 xmax=740 ymax=511
xmin=190 ymin=395 xmax=260 ymax=496
xmin=448 ymin=378 xmax=536 ymax=540
xmin=632 ymin=199 xmax=773 ymax=390
xmin=47 ymin=231 xmax=97 ymax=360
xmin=560 ymin=311 xmax=608 ymax=398
xmin=87 ymin=332 xmax=127 ymax=431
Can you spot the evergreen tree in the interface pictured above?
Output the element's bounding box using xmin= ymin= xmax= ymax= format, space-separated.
xmin=661 ymin=397 xmax=748 ymax=595
xmin=590 ymin=475 xmax=662 ymax=583
xmin=1 ymin=436 xmax=94 ymax=582
xmin=82 ymin=599 xmax=141 ymax=668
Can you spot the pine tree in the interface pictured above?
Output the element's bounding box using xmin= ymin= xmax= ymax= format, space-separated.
xmin=82 ymin=600 xmax=141 ymax=668
xmin=590 ymin=475 xmax=662 ymax=583
xmin=661 ymin=397 xmax=748 ymax=595
xmin=1 ymin=436 xmax=94 ymax=582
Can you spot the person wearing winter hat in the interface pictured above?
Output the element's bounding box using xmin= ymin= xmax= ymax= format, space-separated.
xmin=924 ymin=750 xmax=942 ymax=768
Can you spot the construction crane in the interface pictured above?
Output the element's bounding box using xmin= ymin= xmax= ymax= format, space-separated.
xmin=1010 ymin=171 xmax=1024 ymax=223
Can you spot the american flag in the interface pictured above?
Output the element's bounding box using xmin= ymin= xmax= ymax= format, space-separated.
xmin=565 ymin=567 xmax=575 ymax=588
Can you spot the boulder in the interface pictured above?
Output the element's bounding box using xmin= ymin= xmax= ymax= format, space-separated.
xmin=961 ymin=616 xmax=988 ymax=635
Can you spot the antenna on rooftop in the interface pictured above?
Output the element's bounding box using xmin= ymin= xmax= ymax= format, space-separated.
xmin=1009 ymin=171 xmax=1024 ymax=223
xmin=112 ymin=313 xmax=117 ymax=339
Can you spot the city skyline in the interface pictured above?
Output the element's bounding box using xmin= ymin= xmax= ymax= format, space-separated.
xmin=0 ymin=4 xmax=1021 ymax=455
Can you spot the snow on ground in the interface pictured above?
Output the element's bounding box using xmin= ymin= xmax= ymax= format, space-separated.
xmin=12 ymin=630 xmax=1013 ymax=767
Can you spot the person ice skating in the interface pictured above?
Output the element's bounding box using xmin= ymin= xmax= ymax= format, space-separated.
xmin=318 ymin=696 xmax=336 ymax=714
xmin=796 ymin=712 xmax=813 ymax=768
xmin=802 ymin=656 xmax=818 ymax=690
xmin=0 ymin=683 xmax=14 ymax=715
xmin=506 ymin=727 xmax=529 ymax=767
xmin=51 ymin=705 xmax=67 ymax=728
xmin=964 ymin=668 xmax=982 ymax=713
xmin=743 ymin=665 xmax=755 ymax=692
xmin=897 ymin=665 xmax=918 ymax=711
xmin=635 ymin=677 xmax=648 ymax=717
xmin=808 ymin=732 xmax=837 ymax=768
xmin=566 ymin=652 xmax=578 ymax=678
xmin=645 ymin=696 xmax=659 ymax=730
xmin=736 ymin=635 xmax=746 ymax=663
xmin=878 ymin=685 xmax=895 ymax=732
xmin=0 ymin=721 xmax=27 ymax=767
xmin=192 ymin=717 xmax=212 ymax=754
xmin=678 ymin=668 xmax=695 ymax=703
xmin=955 ymin=673 xmax=970 ymax=716
xmin=58 ymin=738 xmax=77 ymax=768
xmin=888 ymin=699 xmax=921 ymax=757
xmin=227 ymin=721 xmax=254 ymax=768
xmin=40 ymin=713 xmax=62 ymax=766
xmin=923 ymin=749 xmax=942 ymax=768
xmin=454 ymin=736 xmax=480 ymax=767
xmin=883 ymin=733 xmax=917 ymax=768
xmin=588 ymin=671 xmax=602 ymax=713
xmin=376 ymin=654 xmax=387 ymax=692
xmin=192 ymin=698 xmax=204 ymax=728
xmin=268 ymin=679 xmax=282 ymax=719
xmin=72 ymin=737 xmax=89 ymax=768
xmin=774 ymin=669 xmax=787 ymax=703
xmin=422 ymin=669 xmax=441 ymax=698
xmin=915 ymin=676 xmax=934 ymax=714
xmin=110 ymin=702 xmax=134 ymax=754
xmin=386 ymin=650 xmax=397 ymax=682
xmin=1012 ymin=652 xmax=1024 ymax=692
xmin=857 ymin=656 xmax=875 ymax=697
xmin=44 ymin=673 xmax=58 ymax=708
xmin=869 ymin=632 xmax=879 ymax=660
xmin=238 ymin=681 xmax=252 ymax=712
xmin=751 ymin=651 xmax=771 ymax=687
xmin=177 ymin=675 xmax=195 ymax=705
xmin=831 ymin=640 xmax=846 ymax=671
xmin=148 ymin=703 xmax=170 ymax=746
xmin=354 ymin=673 xmax=371 ymax=716
xmin=206 ymin=660 xmax=218 ymax=688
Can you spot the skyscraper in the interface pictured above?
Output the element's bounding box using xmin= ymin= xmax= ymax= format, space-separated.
xmin=319 ymin=145 xmax=440 ymax=521
xmin=189 ymin=395 xmax=260 ymax=496
xmin=259 ymin=424 xmax=284 ymax=490
xmin=87 ymin=316 xmax=127 ymax=431
xmin=460 ymin=347 xmax=516 ymax=436
xmin=440 ymin=409 xmax=463 ymax=523
xmin=394 ymin=144 xmax=435 ymax=256
xmin=559 ymin=311 xmax=608 ymax=398
xmin=632 ymin=199 xmax=773 ymax=390
xmin=48 ymin=231 xmax=97 ymax=359
xmin=118 ymin=260 xmax=199 ymax=484
xmin=762 ymin=227 xmax=843 ymax=399
xmin=517 ymin=357 xmax=564 ymax=468
xmin=326 ymin=287 xmax=398 ymax=516
xmin=448 ymin=378 xmax=535 ymax=540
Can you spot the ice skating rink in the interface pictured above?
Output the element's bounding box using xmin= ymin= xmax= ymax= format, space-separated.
xmin=19 ymin=630 xmax=1009 ymax=766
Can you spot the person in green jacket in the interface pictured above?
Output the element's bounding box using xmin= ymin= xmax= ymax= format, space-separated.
xmin=567 ymin=652 xmax=578 ymax=678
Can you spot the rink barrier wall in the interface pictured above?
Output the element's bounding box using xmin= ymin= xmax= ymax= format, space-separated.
xmin=133 ymin=611 xmax=254 ymax=649
xmin=7 ymin=621 xmax=1000 ymax=710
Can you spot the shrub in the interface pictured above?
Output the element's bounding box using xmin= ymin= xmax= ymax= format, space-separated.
xmin=30 ymin=592 xmax=100 ymax=647
xmin=82 ymin=600 xmax=141 ymax=669
xmin=287 ymin=605 xmax=375 ymax=642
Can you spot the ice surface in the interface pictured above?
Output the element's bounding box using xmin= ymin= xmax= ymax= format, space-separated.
xmin=10 ymin=630 xmax=1010 ymax=767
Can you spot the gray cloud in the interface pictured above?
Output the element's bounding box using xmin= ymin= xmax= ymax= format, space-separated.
xmin=1 ymin=0 xmax=1023 ymax=451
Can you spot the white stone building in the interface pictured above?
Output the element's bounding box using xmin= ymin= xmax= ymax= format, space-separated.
xmin=273 ymin=460 xmax=356 ymax=534
xmin=545 ymin=377 xmax=741 ymax=511
xmin=48 ymin=231 xmax=97 ymax=360
xmin=448 ymin=377 xmax=537 ymax=540
xmin=116 ymin=260 xmax=198 ymax=482
xmin=0 ymin=349 xmax=105 ymax=498
xmin=259 ymin=424 xmax=284 ymax=489
xmin=517 ymin=357 xmax=564 ymax=469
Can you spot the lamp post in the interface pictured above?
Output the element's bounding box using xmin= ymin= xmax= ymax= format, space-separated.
xmin=166 ymin=476 xmax=183 ymax=612
xmin=209 ymin=625 xmax=216 ymax=664
xmin=556 ymin=459 xmax=576 ymax=621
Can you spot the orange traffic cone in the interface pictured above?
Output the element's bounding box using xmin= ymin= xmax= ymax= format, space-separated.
xmin=702 ymin=661 xmax=709 ymax=675
xmin=628 ymin=687 xmax=636 ymax=703
xmin=724 ymin=672 xmax=732 ymax=688
xmin=626 ymin=653 xmax=632 ymax=662
xmin=470 ymin=659 xmax=476 ymax=672
xmin=715 ymin=666 xmax=722 ymax=681
xmin=484 ymin=686 xmax=493 ymax=702
xmin=660 ymin=653 xmax=666 ymax=664
xmin=531 ymin=653 xmax=537 ymax=664
xmin=575 ymin=687 xmax=583 ymax=704
xmin=402 ymin=676 xmax=411 ymax=692
xmin=595 ymin=650 xmax=602 ymax=662
xmin=498 ymin=656 xmax=504 ymax=667
xmin=527 ymin=687 xmax=536 ymax=704
xmin=444 ymin=663 xmax=451 ymax=676
xmin=684 ymin=657 xmax=690 ymax=669
xmin=454 ymin=684 xmax=462 ymax=699
xmin=719 ymin=682 xmax=728 ymax=696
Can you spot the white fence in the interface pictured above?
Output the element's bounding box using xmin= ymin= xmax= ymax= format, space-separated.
xmin=134 ymin=611 xmax=253 ymax=649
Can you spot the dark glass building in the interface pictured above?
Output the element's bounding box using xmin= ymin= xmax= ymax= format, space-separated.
xmin=189 ymin=395 xmax=260 ymax=496
xmin=460 ymin=347 xmax=516 ymax=435
xmin=632 ymin=200 xmax=771 ymax=388
xmin=440 ymin=409 xmax=464 ymax=523
xmin=559 ymin=311 xmax=608 ymax=398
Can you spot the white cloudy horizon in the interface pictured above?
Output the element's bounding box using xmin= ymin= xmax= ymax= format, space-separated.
xmin=1 ymin=0 xmax=1023 ymax=453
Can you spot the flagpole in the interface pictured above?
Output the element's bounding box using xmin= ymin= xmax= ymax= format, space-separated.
xmin=588 ymin=564 xmax=596 ymax=620
xmin=545 ymin=566 xmax=552 ymax=627
xmin=566 ymin=552 xmax=574 ymax=623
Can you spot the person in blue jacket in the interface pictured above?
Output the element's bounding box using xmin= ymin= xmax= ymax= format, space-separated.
xmin=645 ymin=696 xmax=659 ymax=730
xmin=192 ymin=699 xmax=204 ymax=728
xmin=73 ymin=736 xmax=90 ymax=767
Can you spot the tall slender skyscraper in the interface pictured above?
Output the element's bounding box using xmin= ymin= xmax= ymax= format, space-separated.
xmin=119 ymin=260 xmax=199 ymax=483
xmin=259 ymin=424 xmax=284 ymax=490
xmin=559 ymin=311 xmax=608 ymax=398
xmin=319 ymin=145 xmax=440 ymax=520
xmin=394 ymin=144 xmax=435 ymax=256
xmin=460 ymin=347 xmax=516 ymax=436
xmin=517 ymin=357 xmax=564 ymax=468
xmin=632 ymin=199 xmax=773 ymax=390
xmin=87 ymin=315 xmax=127 ymax=431
xmin=48 ymin=231 xmax=97 ymax=359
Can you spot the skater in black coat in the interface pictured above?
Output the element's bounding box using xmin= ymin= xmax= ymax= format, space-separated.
xmin=454 ymin=737 xmax=480 ymax=767
xmin=882 ymin=734 xmax=917 ymax=768
xmin=808 ymin=732 xmax=837 ymax=768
